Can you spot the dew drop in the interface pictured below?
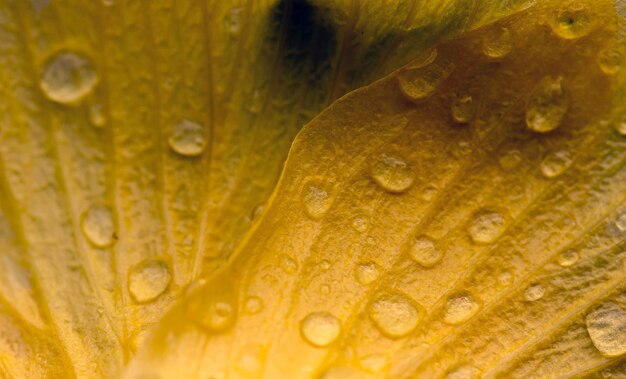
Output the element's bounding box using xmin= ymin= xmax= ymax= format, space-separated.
xmin=369 ymin=293 xmax=422 ymax=338
xmin=482 ymin=27 xmax=512 ymax=58
xmin=525 ymin=76 xmax=568 ymax=133
xmin=236 ymin=346 xmax=262 ymax=375
xmin=169 ymin=120 xmax=206 ymax=157
xmin=40 ymin=52 xmax=98 ymax=104
xmin=615 ymin=211 xmax=626 ymax=232
xmin=300 ymin=312 xmax=341 ymax=347
xmin=614 ymin=116 xmax=626 ymax=136
xmin=498 ymin=271 xmax=513 ymax=287
xmin=409 ymin=235 xmax=442 ymax=268
xmin=499 ymin=149 xmax=523 ymax=170
xmin=128 ymin=260 xmax=171 ymax=304
xmin=352 ymin=216 xmax=368 ymax=232
xmin=540 ymin=150 xmax=573 ymax=178
xmin=89 ymin=104 xmax=105 ymax=127
xmin=302 ymin=180 xmax=335 ymax=219
xmin=319 ymin=284 xmax=331 ymax=294
xmin=245 ymin=296 xmax=264 ymax=314
xmin=191 ymin=299 xmax=236 ymax=332
xmin=468 ymin=209 xmax=506 ymax=244
xmin=224 ymin=7 xmax=242 ymax=35
xmin=280 ymin=255 xmax=298 ymax=274
xmin=356 ymin=262 xmax=379 ymax=285
xmin=585 ymin=302 xmax=626 ymax=357
xmin=81 ymin=205 xmax=115 ymax=248
xmin=359 ymin=354 xmax=389 ymax=373
xmin=250 ymin=202 xmax=265 ymax=221
xmin=443 ymin=292 xmax=480 ymax=325
xmin=550 ymin=7 xmax=595 ymax=40
xmin=396 ymin=61 xmax=452 ymax=101
xmin=597 ymin=47 xmax=623 ymax=75
xmin=369 ymin=152 xmax=415 ymax=193
xmin=445 ymin=364 xmax=482 ymax=379
xmin=524 ymin=283 xmax=545 ymax=301
xmin=557 ymin=249 xmax=579 ymax=267
xmin=319 ymin=260 xmax=331 ymax=271
xmin=451 ymin=95 xmax=475 ymax=123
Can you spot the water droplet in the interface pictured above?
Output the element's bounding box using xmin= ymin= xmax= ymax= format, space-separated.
xmin=397 ymin=61 xmax=452 ymax=101
xmin=245 ymin=296 xmax=264 ymax=314
xmin=320 ymin=260 xmax=331 ymax=271
xmin=597 ymin=47 xmax=623 ymax=75
xmin=169 ymin=120 xmax=206 ymax=157
xmin=356 ymin=262 xmax=379 ymax=285
xmin=482 ymin=27 xmax=512 ymax=58
xmin=445 ymin=364 xmax=482 ymax=379
xmin=352 ymin=216 xmax=368 ymax=232
xmin=359 ymin=354 xmax=389 ymax=373
xmin=498 ymin=271 xmax=513 ymax=286
xmin=280 ymin=255 xmax=297 ymax=274
xmin=302 ymin=180 xmax=335 ymax=219
xmin=499 ymin=149 xmax=523 ymax=170
xmin=319 ymin=284 xmax=331 ymax=294
xmin=422 ymin=185 xmax=438 ymax=201
xmin=250 ymin=202 xmax=265 ymax=221
xmin=525 ymin=76 xmax=568 ymax=133
xmin=557 ymin=249 xmax=579 ymax=267
xmin=81 ymin=205 xmax=115 ymax=247
xmin=451 ymin=95 xmax=475 ymax=123
xmin=128 ymin=260 xmax=171 ymax=303
xmin=614 ymin=116 xmax=626 ymax=136
xmin=369 ymin=152 xmax=415 ymax=193
xmin=40 ymin=52 xmax=98 ymax=104
xmin=443 ymin=292 xmax=480 ymax=325
xmin=615 ymin=211 xmax=626 ymax=231
xmin=585 ymin=302 xmax=626 ymax=357
xmin=224 ymin=7 xmax=242 ymax=35
xmin=409 ymin=235 xmax=442 ymax=268
xmin=300 ymin=312 xmax=341 ymax=347
xmin=524 ymin=283 xmax=545 ymax=301
xmin=540 ymin=150 xmax=573 ymax=178
xmin=369 ymin=293 xmax=422 ymax=338
xmin=469 ymin=209 xmax=506 ymax=244
xmin=550 ymin=7 xmax=595 ymax=40
xmin=236 ymin=346 xmax=262 ymax=375
xmin=89 ymin=104 xmax=105 ymax=127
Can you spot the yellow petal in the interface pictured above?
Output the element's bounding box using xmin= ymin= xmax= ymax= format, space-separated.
xmin=125 ymin=0 xmax=626 ymax=377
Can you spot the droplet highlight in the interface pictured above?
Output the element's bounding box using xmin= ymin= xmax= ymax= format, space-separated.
xmin=81 ymin=205 xmax=115 ymax=248
xmin=585 ymin=302 xmax=626 ymax=357
xmin=369 ymin=152 xmax=415 ymax=193
xmin=525 ymin=76 xmax=568 ymax=133
xmin=128 ymin=260 xmax=171 ymax=303
xmin=369 ymin=293 xmax=422 ymax=338
xmin=169 ymin=120 xmax=206 ymax=157
xmin=40 ymin=52 xmax=98 ymax=104
xmin=300 ymin=312 xmax=341 ymax=347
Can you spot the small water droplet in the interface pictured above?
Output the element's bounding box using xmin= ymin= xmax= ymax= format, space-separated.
xmin=128 ymin=260 xmax=171 ymax=303
xmin=498 ymin=271 xmax=513 ymax=286
xmin=422 ymin=185 xmax=438 ymax=201
xmin=396 ymin=61 xmax=452 ymax=101
xmin=169 ymin=120 xmax=206 ymax=157
xmin=320 ymin=260 xmax=331 ymax=271
xmin=40 ymin=52 xmax=98 ymax=104
xmin=369 ymin=152 xmax=415 ymax=193
xmin=352 ymin=216 xmax=368 ymax=232
xmin=359 ymin=354 xmax=389 ymax=373
xmin=615 ymin=211 xmax=626 ymax=231
xmin=245 ymin=296 xmax=264 ymax=314
xmin=369 ymin=293 xmax=422 ymax=338
xmin=89 ymin=104 xmax=105 ymax=127
xmin=499 ymin=149 xmax=523 ymax=170
xmin=409 ymin=235 xmax=442 ymax=268
xmin=356 ymin=262 xmax=379 ymax=285
xmin=280 ymin=255 xmax=298 ymax=274
xmin=557 ymin=249 xmax=579 ymax=267
xmin=614 ymin=116 xmax=626 ymax=136
xmin=445 ymin=364 xmax=482 ymax=379
xmin=469 ymin=209 xmax=506 ymax=244
xmin=224 ymin=7 xmax=242 ymax=35
xmin=443 ymin=292 xmax=480 ymax=325
xmin=540 ymin=150 xmax=573 ymax=178
xmin=250 ymin=202 xmax=265 ymax=221
xmin=300 ymin=311 xmax=341 ymax=347
xmin=482 ymin=27 xmax=512 ymax=58
xmin=236 ymin=346 xmax=262 ymax=375
xmin=525 ymin=76 xmax=568 ymax=133
xmin=585 ymin=302 xmax=626 ymax=357
xmin=319 ymin=284 xmax=331 ymax=294
xmin=597 ymin=47 xmax=623 ymax=75
xmin=451 ymin=95 xmax=475 ymax=123
xmin=81 ymin=205 xmax=115 ymax=247
xmin=302 ymin=180 xmax=335 ymax=219
xmin=524 ymin=283 xmax=545 ymax=301
xmin=550 ymin=7 xmax=595 ymax=40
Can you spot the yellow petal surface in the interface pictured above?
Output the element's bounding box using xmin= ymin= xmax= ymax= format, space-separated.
xmin=0 ymin=0 xmax=532 ymax=377
xmin=125 ymin=0 xmax=626 ymax=378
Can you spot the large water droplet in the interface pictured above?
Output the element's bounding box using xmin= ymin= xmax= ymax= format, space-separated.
xmin=169 ymin=120 xmax=206 ymax=157
xmin=597 ymin=46 xmax=623 ymax=75
xmin=369 ymin=293 xmax=422 ymax=338
xmin=445 ymin=364 xmax=482 ymax=379
xmin=451 ymin=95 xmax=475 ymax=124
xmin=540 ymin=150 xmax=573 ymax=178
xmin=396 ymin=61 xmax=452 ymax=101
xmin=81 ymin=205 xmax=115 ymax=247
xmin=40 ymin=52 xmax=98 ymax=104
xmin=585 ymin=302 xmax=626 ymax=357
xmin=482 ymin=27 xmax=512 ymax=58
xmin=557 ymin=249 xmax=579 ymax=267
xmin=524 ymin=283 xmax=545 ymax=301
xmin=356 ymin=262 xmax=379 ymax=285
xmin=525 ymin=76 xmax=568 ymax=133
xmin=469 ymin=209 xmax=506 ymax=244
xmin=550 ymin=7 xmax=595 ymax=40
xmin=302 ymin=180 xmax=335 ymax=219
xmin=409 ymin=235 xmax=442 ymax=268
xmin=369 ymin=153 xmax=415 ymax=193
xmin=300 ymin=312 xmax=341 ymax=347
xmin=128 ymin=260 xmax=171 ymax=303
xmin=443 ymin=292 xmax=480 ymax=325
